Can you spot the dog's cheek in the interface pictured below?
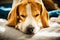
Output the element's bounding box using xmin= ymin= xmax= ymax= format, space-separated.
xmin=33 ymin=19 xmax=41 ymax=33
xmin=35 ymin=16 xmax=42 ymax=26
xmin=17 ymin=22 xmax=27 ymax=33
xmin=15 ymin=23 xmax=22 ymax=31
xmin=33 ymin=25 xmax=40 ymax=33
xmin=36 ymin=18 xmax=43 ymax=30
xmin=34 ymin=21 xmax=42 ymax=33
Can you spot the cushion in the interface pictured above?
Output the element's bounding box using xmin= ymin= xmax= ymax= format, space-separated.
xmin=0 ymin=18 xmax=60 ymax=40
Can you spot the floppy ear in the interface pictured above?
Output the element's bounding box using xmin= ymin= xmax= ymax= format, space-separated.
xmin=6 ymin=4 xmax=19 ymax=26
xmin=6 ymin=0 xmax=28 ymax=26
xmin=6 ymin=1 xmax=27 ymax=26
xmin=38 ymin=0 xmax=49 ymax=28
xmin=40 ymin=7 xmax=49 ymax=28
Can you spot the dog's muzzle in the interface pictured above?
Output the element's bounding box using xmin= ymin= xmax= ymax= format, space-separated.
xmin=26 ymin=25 xmax=34 ymax=34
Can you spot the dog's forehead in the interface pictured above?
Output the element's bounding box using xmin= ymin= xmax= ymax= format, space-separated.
xmin=19 ymin=3 xmax=32 ymax=16
xmin=19 ymin=2 xmax=42 ymax=16
xmin=26 ymin=4 xmax=32 ymax=16
xmin=26 ymin=4 xmax=40 ymax=16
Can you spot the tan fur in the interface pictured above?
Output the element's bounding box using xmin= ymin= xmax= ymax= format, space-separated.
xmin=7 ymin=0 xmax=49 ymax=30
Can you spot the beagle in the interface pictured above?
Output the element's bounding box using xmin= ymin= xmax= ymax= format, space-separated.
xmin=7 ymin=0 xmax=49 ymax=34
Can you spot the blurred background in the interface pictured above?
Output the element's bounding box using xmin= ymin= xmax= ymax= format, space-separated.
xmin=0 ymin=0 xmax=12 ymax=19
xmin=0 ymin=0 xmax=60 ymax=19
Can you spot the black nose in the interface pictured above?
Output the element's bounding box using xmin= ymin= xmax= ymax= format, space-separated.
xmin=26 ymin=27 xmax=34 ymax=34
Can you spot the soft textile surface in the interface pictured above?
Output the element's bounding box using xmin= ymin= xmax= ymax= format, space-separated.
xmin=48 ymin=10 xmax=60 ymax=17
xmin=0 ymin=17 xmax=60 ymax=40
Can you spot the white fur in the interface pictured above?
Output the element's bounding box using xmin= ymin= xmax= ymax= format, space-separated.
xmin=18 ymin=3 xmax=41 ymax=33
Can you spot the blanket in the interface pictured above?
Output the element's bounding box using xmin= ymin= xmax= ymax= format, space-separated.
xmin=0 ymin=16 xmax=60 ymax=40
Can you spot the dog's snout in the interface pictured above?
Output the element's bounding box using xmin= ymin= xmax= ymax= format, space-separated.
xmin=26 ymin=25 xmax=34 ymax=34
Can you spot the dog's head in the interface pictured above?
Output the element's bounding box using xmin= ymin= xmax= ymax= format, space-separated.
xmin=7 ymin=0 xmax=49 ymax=34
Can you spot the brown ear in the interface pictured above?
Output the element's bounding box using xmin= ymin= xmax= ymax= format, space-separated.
xmin=39 ymin=0 xmax=49 ymax=28
xmin=6 ymin=4 xmax=19 ymax=26
xmin=40 ymin=7 xmax=49 ymax=28
xmin=6 ymin=1 xmax=28 ymax=26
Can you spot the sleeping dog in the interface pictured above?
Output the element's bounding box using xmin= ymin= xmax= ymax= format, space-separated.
xmin=6 ymin=0 xmax=49 ymax=34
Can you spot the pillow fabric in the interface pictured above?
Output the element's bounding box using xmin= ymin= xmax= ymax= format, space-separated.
xmin=48 ymin=10 xmax=60 ymax=18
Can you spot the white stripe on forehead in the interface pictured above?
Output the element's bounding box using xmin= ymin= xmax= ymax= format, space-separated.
xmin=26 ymin=4 xmax=32 ymax=16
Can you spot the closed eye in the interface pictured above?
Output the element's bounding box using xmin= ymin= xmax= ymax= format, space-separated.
xmin=35 ymin=14 xmax=39 ymax=17
xmin=21 ymin=15 xmax=26 ymax=18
